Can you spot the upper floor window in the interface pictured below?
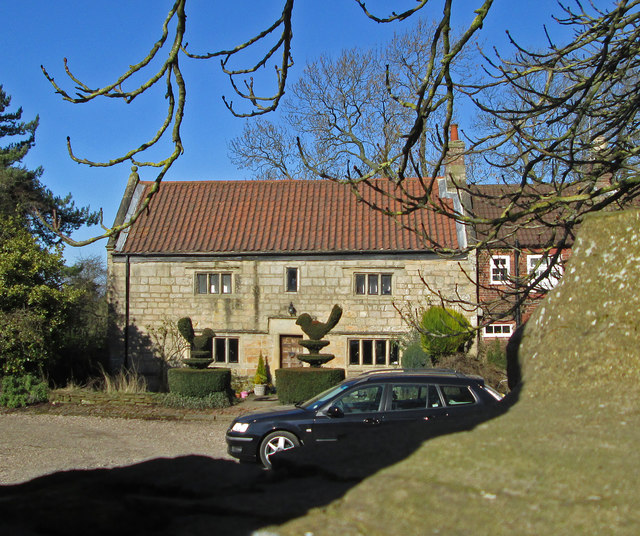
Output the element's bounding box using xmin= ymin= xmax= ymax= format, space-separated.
xmin=286 ymin=267 xmax=299 ymax=292
xmin=355 ymin=273 xmax=392 ymax=295
xmin=527 ymin=254 xmax=562 ymax=291
xmin=489 ymin=255 xmax=510 ymax=284
xmin=196 ymin=272 xmax=233 ymax=294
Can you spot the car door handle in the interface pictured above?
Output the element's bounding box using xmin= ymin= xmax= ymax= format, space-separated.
xmin=363 ymin=418 xmax=381 ymax=425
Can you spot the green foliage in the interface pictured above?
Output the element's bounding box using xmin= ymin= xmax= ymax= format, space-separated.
xmin=254 ymin=354 xmax=268 ymax=385
xmin=401 ymin=340 xmax=432 ymax=368
xmin=275 ymin=367 xmax=345 ymax=405
xmin=167 ymin=367 xmax=231 ymax=398
xmin=0 ymin=86 xmax=98 ymax=245
xmin=485 ymin=339 xmax=507 ymax=370
xmin=420 ymin=307 xmax=473 ymax=362
xmin=177 ymin=317 xmax=195 ymax=343
xmin=0 ymin=375 xmax=49 ymax=408
xmin=0 ymin=217 xmax=83 ymax=375
xmin=156 ymin=391 xmax=231 ymax=410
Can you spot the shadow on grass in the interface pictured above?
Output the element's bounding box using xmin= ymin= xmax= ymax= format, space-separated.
xmin=0 ymin=390 xmax=520 ymax=536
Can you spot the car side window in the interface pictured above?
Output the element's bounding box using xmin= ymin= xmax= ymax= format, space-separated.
xmin=439 ymin=385 xmax=477 ymax=406
xmin=390 ymin=384 xmax=441 ymax=411
xmin=334 ymin=385 xmax=383 ymax=414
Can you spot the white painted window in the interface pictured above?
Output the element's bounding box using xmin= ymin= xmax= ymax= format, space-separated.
xmin=527 ymin=254 xmax=563 ymax=290
xmin=483 ymin=324 xmax=513 ymax=338
xmin=489 ymin=255 xmax=510 ymax=284
xmin=214 ymin=337 xmax=239 ymax=363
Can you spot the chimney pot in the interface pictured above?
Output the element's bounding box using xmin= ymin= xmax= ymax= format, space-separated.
xmin=450 ymin=123 xmax=459 ymax=141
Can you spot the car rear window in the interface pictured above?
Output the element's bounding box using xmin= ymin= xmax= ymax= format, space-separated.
xmin=439 ymin=385 xmax=477 ymax=406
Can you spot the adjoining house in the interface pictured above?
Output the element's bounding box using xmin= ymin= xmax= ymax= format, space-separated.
xmin=471 ymin=183 xmax=575 ymax=344
xmin=106 ymin=171 xmax=475 ymax=389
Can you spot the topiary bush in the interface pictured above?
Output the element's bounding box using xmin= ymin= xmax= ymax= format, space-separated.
xmin=275 ymin=367 xmax=345 ymax=405
xmin=420 ymin=306 xmax=473 ymax=362
xmin=0 ymin=374 xmax=49 ymax=408
xmin=167 ymin=367 xmax=231 ymax=398
xmin=156 ymin=392 xmax=231 ymax=409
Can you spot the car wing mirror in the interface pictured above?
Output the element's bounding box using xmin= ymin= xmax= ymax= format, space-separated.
xmin=326 ymin=405 xmax=344 ymax=418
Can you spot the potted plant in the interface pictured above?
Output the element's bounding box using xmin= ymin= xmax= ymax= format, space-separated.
xmin=253 ymin=354 xmax=268 ymax=396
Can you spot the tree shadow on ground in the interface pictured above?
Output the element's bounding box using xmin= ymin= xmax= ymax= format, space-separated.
xmin=0 ymin=391 xmax=520 ymax=536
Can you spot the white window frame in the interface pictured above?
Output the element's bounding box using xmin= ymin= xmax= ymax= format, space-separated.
xmin=489 ymin=255 xmax=511 ymax=285
xmin=527 ymin=254 xmax=562 ymax=291
xmin=483 ymin=323 xmax=513 ymax=338
xmin=285 ymin=267 xmax=299 ymax=293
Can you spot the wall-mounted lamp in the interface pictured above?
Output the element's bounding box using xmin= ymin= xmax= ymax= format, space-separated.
xmin=288 ymin=302 xmax=297 ymax=316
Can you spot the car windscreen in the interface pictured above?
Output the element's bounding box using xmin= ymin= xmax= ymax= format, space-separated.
xmin=300 ymin=381 xmax=355 ymax=411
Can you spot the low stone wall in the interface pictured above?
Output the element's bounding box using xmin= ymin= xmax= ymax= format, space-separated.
xmin=50 ymin=391 xmax=156 ymax=407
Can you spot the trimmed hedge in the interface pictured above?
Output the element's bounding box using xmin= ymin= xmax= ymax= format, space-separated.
xmin=275 ymin=367 xmax=345 ymax=405
xmin=167 ymin=367 xmax=231 ymax=398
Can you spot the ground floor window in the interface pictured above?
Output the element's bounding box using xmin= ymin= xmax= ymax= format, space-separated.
xmin=348 ymin=338 xmax=399 ymax=366
xmin=483 ymin=323 xmax=513 ymax=338
xmin=214 ymin=337 xmax=239 ymax=363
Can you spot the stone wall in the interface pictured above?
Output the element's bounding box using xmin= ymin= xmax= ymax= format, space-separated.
xmin=107 ymin=252 xmax=476 ymax=382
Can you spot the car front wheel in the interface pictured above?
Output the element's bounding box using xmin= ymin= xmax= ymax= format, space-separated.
xmin=259 ymin=431 xmax=300 ymax=468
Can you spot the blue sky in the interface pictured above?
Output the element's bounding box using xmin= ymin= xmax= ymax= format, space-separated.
xmin=0 ymin=1 xmax=583 ymax=263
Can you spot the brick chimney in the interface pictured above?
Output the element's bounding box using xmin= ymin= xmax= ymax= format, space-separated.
xmin=445 ymin=123 xmax=467 ymax=191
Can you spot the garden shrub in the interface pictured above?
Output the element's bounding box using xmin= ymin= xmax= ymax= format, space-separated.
xmin=420 ymin=306 xmax=473 ymax=361
xmin=167 ymin=367 xmax=231 ymax=398
xmin=276 ymin=367 xmax=345 ymax=405
xmin=0 ymin=375 xmax=49 ymax=408
xmin=401 ymin=340 xmax=431 ymax=368
xmin=485 ymin=339 xmax=507 ymax=370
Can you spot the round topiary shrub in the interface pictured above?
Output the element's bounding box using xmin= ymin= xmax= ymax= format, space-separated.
xmin=167 ymin=367 xmax=231 ymax=398
xmin=420 ymin=306 xmax=473 ymax=361
xmin=275 ymin=367 xmax=345 ymax=405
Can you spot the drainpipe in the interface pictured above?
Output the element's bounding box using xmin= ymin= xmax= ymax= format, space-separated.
xmin=514 ymin=240 xmax=522 ymax=328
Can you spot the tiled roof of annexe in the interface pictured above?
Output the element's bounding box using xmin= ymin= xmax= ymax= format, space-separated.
xmin=117 ymin=179 xmax=460 ymax=255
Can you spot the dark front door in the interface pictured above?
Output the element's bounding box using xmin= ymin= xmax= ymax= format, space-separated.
xmin=280 ymin=335 xmax=303 ymax=368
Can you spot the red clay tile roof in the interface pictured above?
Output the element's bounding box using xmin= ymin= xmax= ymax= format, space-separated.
xmin=470 ymin=184 xmax=576 ymax=248
xmin=116 ymin=178 xmax=460 ymax=255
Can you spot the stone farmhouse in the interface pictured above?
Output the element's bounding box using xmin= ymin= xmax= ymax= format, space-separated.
xmin=106 ymin=171 xmax=475 ymax=389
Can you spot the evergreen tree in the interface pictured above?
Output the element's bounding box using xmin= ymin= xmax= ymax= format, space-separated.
xmin=0 ymin=85 xmax=98 ymax=245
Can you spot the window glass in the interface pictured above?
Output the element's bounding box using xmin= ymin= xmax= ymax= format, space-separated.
xmin=375 ymin=340 xmax=386 ymax=365
xmin=440 ymin=385 xmax=476 ymax=406
xmin=228 ymin=338 xmax=239 ymax=363
xmin=355 ymin=274 xmax=366 ymax=295
xmin=381 ymin=274 xmax=392 ymax=295
xmin=362 ymin=340 xmax=373 ymax=365
xmin=221 ymin=273 xmax=232 ymax=294
xmin=197 ymin=274 xmax=208 ymax=294
xmin=336 ymin=385 xmax=383 ymax=414
xmin=209 ymin=273 xmax=220 ymax=294
xmin=389 ymin=341 xmax=400 ymax=366
xmin=214 ymin=338 xmax=226 ymax=362
xmin=286 ymin=267 xmax=298 ymax=292
xmin=349 ymin=340 xmax=360 ymax=365
xmin=367 ymin=274 xmax=379 ymax=295
xmin=390 ymin=384 xmax=441 ymax=410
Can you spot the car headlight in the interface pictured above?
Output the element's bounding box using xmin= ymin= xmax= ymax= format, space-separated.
xmin=231 ymin=422 xmax=250 ymax=433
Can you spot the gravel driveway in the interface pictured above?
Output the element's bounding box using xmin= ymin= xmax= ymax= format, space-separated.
xmin=0 ymin=413 xmax=236 ymax=485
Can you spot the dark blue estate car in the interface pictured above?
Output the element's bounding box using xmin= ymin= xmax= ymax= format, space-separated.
xmin=226 ymin=369 xmax=503 ymax=468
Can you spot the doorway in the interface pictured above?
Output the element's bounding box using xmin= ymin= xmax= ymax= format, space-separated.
xmin=280 ymin=335 xmax=303 ymax=368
